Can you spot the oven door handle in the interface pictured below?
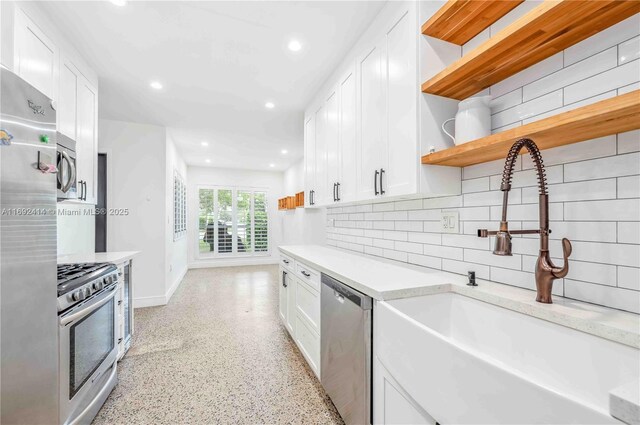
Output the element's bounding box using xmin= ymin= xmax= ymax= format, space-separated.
xmin=60 ymin=285 xmax=117 ymax=326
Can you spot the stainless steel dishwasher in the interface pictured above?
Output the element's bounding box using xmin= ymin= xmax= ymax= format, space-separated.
xmin=321 ymin=273 xmax=372 ymax=425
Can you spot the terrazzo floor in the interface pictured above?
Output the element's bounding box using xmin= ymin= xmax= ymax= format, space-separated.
xmin=93 ymin=265 xmax=343 ymax=425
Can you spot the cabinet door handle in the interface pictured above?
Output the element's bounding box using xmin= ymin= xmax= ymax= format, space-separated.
xmin=380 ymin=168 xmax=385 ymax=195
xmin=334 ymin=183 xmax=338 ymax=202
xmin=118 ymin=338 xmax=123 ymax=344
xmin=336 ymin=182 xmax=340 ymax=201
xmin=301 ymin=271 xmax=311 ymax=277
xmin=283 ymin=259 xmax=289 ymax=264
xmin=83 ymin=181 xmax=87 ymax=200
xmin=374 ymin=170 xmax=379 ymax=196
xmin=310 ymin=190 xmax=315 ymax=205
xmin=282 ymin=271 xmax=287 ymax=287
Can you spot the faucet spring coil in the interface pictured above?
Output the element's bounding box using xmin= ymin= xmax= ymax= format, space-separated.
xmin=500 ymin=138 xmax=548 ymax=195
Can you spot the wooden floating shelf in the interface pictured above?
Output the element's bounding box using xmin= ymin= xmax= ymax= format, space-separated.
xmin=421 ymin=0 xmax=523 ymax=45
xmin=295 ymin=192 xmax=304 ymax=208
xmin=421 ymin=0 xmax=640 ymax=100
xmin=421 ymin=90 xmax=640 ymax=167
xmin=278 ymin=196 xmax=297 ymax=210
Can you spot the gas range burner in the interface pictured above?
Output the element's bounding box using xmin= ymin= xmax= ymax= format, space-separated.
xmin=57 ymin=262 xmax=118 ymax=298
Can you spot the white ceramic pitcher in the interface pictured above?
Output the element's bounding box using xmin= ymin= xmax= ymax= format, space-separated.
xmin=442 ymin=95 xmax=492 ymax=145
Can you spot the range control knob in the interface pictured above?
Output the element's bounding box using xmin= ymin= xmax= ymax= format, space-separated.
xmin=72 ymin=290 xmax=86 ymax=302
xmin=84 ymin=287 xmax=92 ymax=297
xmin=93 ymin=280 xmax=103 ymax=291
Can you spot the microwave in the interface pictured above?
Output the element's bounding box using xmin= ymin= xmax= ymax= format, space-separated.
xmin=56 ymin=132 xmax=77 ymax=200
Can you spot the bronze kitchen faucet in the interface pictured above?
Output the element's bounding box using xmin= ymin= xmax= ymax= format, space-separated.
xmin=478 ymin=138 xmax=572 ymax=303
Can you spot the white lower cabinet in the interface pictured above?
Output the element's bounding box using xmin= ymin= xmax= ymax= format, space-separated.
xmin=279 ymin=256 xmax=321 ymax=378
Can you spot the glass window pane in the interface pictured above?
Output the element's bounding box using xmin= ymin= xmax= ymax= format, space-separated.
xmin=217 ymin=189 xmax=233 ymax=253
xmin=199 ymin=189 xmax=214 ymax=253
xmin=237 ymin=191 xmax=252 ymax=253
xmin=254 ymin=192 xmax=268 ymax=252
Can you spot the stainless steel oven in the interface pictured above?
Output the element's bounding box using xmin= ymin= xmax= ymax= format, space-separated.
xmin=57 ymin=132 xmax=77 ymax=200
xmin=59 ymin=278 xmax=118 ymax=425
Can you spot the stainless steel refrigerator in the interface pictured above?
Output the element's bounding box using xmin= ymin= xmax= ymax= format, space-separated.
xmin=1 ymin=67 xmax=59 ymax=423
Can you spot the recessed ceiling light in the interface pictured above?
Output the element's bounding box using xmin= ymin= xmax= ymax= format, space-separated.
xmin=269 ymin=163 xmax=275 ymax=168
xmin=281 ymin=149 xmax=288 ymax=154
xmin=150 ymin=81 xmax=163 ymax=90
xmin=110 ymin=0 xmax=127 ymax=6
xmin=205 ymin=159 xmax=211 ymax=163
xmin=265 ymin=102 xmax=275 ymax=109
xmin=288 ymin=39 xmax=302 ymax=52
xmin=201 ymin=141 xmax=209 ymax=147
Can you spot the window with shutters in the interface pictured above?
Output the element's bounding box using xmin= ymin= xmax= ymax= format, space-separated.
xmin=198 ymin=187 xmax=269 ymax=257
xmin=173 ymin=172 xmax=186 ymax=240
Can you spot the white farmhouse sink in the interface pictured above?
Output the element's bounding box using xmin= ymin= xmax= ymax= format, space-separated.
xmin=376 ymin=292 xmax=639 ymax=424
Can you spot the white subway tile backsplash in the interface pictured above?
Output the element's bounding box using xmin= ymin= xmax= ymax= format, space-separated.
xmin=464 ymin=158 xmax=520 ymax=180
xmin=491 ymin=53 xmax=563 ymax=98
xmin=523 ymin=47 xmax=617 ymax=102
xmin=522 ymin=179 xmax=616 ymax=203
xmin=462 ymin=177 xmax=490 ymax=194
xmin=395 ymin=199 xmax=423 ymax=211
xmin=442 ymin=234 xmax=490 ymax=250
xmin=565 ymin=280 xmax=639 ymax=314
xmin=464 ymin=249 xmax=521 ymax=270
xmin=618 ymin=176 xmax=640 ymax=199
xmin=407 ymin=209 xmax=441 ymax=221
xmin=424 ymin=244 xmax=463 ymax=261
xmin=408 ymin=232 xmax=442 ymax=245
xmin=564 ymin=14 xmax=640 ymax=66
xmin=465 ymin=188 xmax=522 ymax=207
xmin=618 ymin=130 xmax=640 ymax=154
xmin=490 ymin=165 xmax=563 ymax=191
xmin=407 ymin=253 xmax=442 ymax=270
xmin=490 ymin=89 xmax=522 ymax=114
xmin=564 ymin=59 xmax=640 ymax=105
xmin=618 ymin=222 xmax=640 ymax=244
xmin=521 ymin=136 xmax=616 ymax=169
xmin=523 ymin=221 xmax=617 ymax=243
xmin=394 ymin=241 xmax=423 ymax=254
xmin=492 ymin=90 xmax=563 ymax=129
xmin=618 ymin=266 xmax=640 ymax=291
xmin=490 ymin=202 xmax=563 ymax=221
xmin=564 ymin=199 xmax=640 ymax=222
xmin=324 ymin=22 xmax=640 ymax=313
xmin=619 ymin=36 xmax=640 ymax=65
xmin=571 ymin=240 xmax=640 ymax=267
xmin=564 ymin=152 xmax=640 ymax=182
xmin=395 ymin=221 xmax=424 ymax=232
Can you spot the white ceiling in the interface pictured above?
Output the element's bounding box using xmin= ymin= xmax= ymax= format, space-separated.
xmin=39 ymin=1 xmax=386 ymax=171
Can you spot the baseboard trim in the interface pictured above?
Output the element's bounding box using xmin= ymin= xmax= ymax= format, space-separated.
xmin=166 ymin=266 xmax=188 ymax=303
xmin=133 ymin=295 xmax=166 ymax=308
xmin=188 ymin=257 xmax=279 ymax=269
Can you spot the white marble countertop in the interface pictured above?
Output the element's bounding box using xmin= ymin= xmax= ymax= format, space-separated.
xmin=278 ymin=245 xmax=640 ymax=349
xmin=611 ymin=380 xmax=640 ymax=425
xmin=58 ymin=251 xmax=139 ymax=265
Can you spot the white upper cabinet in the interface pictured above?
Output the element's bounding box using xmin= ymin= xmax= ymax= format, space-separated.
xmin=13 ymin=8 xmax=58 ymax=100
xmin=325 ymin=87 xmax=339 ymax=204
xmin=384 ymin=10 xmax=418 ymax=198
xmin=303 ymin=1 xmax=461 ymax=207
xmin=304 ymin=115 xmax=316 ymax=207
xmin=357 ymin=39 xmax=386 ymax=200
xmin=76 ymin=77 xmax=98 ymax=204
xmin=338 ymin=65 xmax=358 ymax=204
xmin=10 ymin=4 xmax=100 ymax=205
xmin=313 ymin=103 xmax=328 ymax=206
xmin=58 ymin=56 xmax=79 ymax=139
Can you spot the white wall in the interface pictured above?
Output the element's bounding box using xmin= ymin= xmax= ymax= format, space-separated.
xmin=99 ymin=119 xmax=168 ymax=307
xmin=187 ymin=166 xmax=284 ymax=268
xmin=281 ymin=160 xmax=327 ymax=245
xmin=165 ymin=133 xmax=188 ymax=299
xmin=57 ymin=203 xmax=95 ymax=255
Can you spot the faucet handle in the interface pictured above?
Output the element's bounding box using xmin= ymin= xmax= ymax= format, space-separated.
xmin=551 ymin=238 xmax=572 ymax=279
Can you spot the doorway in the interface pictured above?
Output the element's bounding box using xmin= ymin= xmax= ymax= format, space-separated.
xmin=95 ymin=153 xmax=107 ymax=252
